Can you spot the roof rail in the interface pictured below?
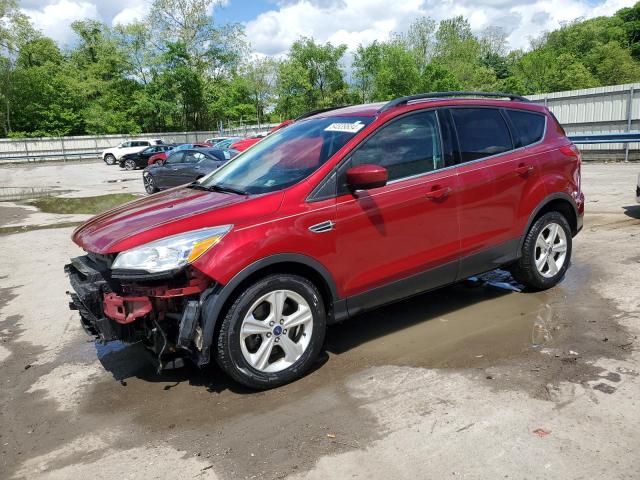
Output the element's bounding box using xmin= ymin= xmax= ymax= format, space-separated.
xmin=295 ymin=105 xmax=349 ymax=121
xmin=378 ymin=91 xmax=530 ymax=113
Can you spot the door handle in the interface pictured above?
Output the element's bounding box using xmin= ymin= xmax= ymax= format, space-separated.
xmin=426 ymin=186 xmax=451 ymax=200
xmin=515 ymin=163 xmax=534 ymax=175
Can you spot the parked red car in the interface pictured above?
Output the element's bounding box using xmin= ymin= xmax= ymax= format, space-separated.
xmin=66 ymin=92 xmax=583 ymax=389
xmin=147 ymin=151 xmax=168 ymax=166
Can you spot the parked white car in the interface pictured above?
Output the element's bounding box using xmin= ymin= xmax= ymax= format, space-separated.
xmin=101 ymin=139 xmax=164 ymax=165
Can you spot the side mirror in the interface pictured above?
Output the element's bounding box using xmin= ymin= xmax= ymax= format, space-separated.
xmin=346 ymin=164 xmax=388 ymax=191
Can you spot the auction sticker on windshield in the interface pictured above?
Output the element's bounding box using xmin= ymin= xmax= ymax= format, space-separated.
xmin=324 ymin=121 xmax=365 ymax=133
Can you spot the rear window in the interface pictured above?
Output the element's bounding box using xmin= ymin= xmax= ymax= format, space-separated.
xmin=506 ymin=110 xmax=546 ymax=146
xmin=451 ymin=108 xmax=513 ymax=163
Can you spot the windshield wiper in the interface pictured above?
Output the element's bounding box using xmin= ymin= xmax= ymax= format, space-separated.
xmin=187 ymin=181 xmax=249 ymax=195
xmin=208 ymin=184 xmax=249 ymax=196
xmin=186 ymin=182 xmax=209 ymax=191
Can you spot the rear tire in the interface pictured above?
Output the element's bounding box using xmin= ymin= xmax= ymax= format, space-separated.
xmin=216 ymin=274 xmax=326 ymax=389
xmin=511 ymin=211 xmax=572 ymax=290
xmin=104 ymin=154 xmax=116 ymax=165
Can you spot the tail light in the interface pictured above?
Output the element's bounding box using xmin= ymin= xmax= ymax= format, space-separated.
xmin=559 ymin=144 xmax=580 ymax=158
xmin=560 ymin=144 xmax=582 ymax=192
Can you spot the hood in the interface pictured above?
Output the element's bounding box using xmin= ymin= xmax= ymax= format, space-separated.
xmin=73 ymin=186 xmax=284 ymax=254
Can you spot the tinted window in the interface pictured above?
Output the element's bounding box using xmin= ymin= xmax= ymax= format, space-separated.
xmin=120 ymin=142 xmax=131 ymax=148
xmin=348 ymin=110 xmax=442 ymax=182
xmin=451 ymin=108 xmax=513 ymax=162
xmin=182 ymin=151 xmax=202 ymax=164
xmin=507 ymin=110 xmax=546 ymax=146
xmin=164 ymin=152 xmax=184 ymax=165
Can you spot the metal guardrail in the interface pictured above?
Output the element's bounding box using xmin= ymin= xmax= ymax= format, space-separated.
xmin=568 ymin=132 xmax=640 ymax=144
xmin=1 ymin=131 xmax=639 ymax=164
xmin=0 ymin=124 xmax=279 ymax=164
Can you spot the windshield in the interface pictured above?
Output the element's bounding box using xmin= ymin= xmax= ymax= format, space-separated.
xmin=198 ymin=116 xmax=372 ymax=194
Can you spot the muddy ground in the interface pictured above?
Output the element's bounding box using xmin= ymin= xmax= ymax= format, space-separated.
xmin=0 ymin=161 xmax=639 ymax=479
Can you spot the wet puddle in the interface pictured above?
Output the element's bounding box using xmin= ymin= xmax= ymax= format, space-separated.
xmin=89 ymin=270 xmax=556 ymax=422
xmin=325 ymin=271 xmax=552 ymax=370
xmin=27 ymin=193 xmax=139 ymax=214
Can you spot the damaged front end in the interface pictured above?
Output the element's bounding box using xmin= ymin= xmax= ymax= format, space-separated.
xmin=65 ymin=253 xmax=213 ymax=370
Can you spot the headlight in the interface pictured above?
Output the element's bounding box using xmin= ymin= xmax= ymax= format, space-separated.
xmin=112 ymin=225 xmax=232 ymax=273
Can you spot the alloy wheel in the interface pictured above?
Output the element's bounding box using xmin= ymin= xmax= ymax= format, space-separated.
xmin=239 ymin=289 xmax=313 ymax=373
xmin=143 ymin=173 xmax=156 ymax=193
xmin=124 ymin=159 xmax=136 ymax=170
xmin=534 ymin=222 xmax=568 ymax=278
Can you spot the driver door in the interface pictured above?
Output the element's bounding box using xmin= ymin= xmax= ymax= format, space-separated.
xmin=334 ymin=109 xmax=460 ymax=314
xmin=155 ymin=151 xmax=185 ymax=188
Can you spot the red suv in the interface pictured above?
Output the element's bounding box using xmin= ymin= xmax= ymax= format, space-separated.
xmin=66 ymin=92 xmax=584 ymax=389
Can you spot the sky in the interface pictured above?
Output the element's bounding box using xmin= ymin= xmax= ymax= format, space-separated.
xmin=19 ymin=0 xmax=638 ymax=56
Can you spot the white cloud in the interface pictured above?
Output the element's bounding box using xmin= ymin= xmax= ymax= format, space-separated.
xmin=245 ymin=0 xmax=638 ymax=56
xmin=112 ymin=4 xmax=150 ymax=26
xmin=20 ymin=0 xmax=639 ymax=54
xmin=22 ymin=0 xmax=100 ymax=45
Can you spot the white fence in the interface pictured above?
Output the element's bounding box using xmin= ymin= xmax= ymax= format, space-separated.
xmin=528 ymin=83 xmax=640 ymax=160
xmin=0 ymin=124 xmax=278 ymax=164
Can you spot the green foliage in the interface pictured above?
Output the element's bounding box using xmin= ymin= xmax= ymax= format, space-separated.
xmin=276 ymin=38 xmax=348 ymax=117
xmin=3 ymin=0 xmax=640 ymax=138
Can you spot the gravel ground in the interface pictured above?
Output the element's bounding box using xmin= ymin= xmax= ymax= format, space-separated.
xmin=0 ymin=161 xmax=639 ymax=480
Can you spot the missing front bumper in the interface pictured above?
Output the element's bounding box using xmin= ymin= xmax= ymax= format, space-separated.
xmin=65 ymin=254 xmax=214 ymax=364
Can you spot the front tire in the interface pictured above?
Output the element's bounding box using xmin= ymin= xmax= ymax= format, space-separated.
xmin=216 ymin=274 xmax=326 ymax=389
xmin=511 ymin=211 xmax=572 ymax=290
xmin=104 ymin=154 xmax=116 ymax=165
xmin=143 ymin=173 xmax=158 ymax=193
xmin=124 ymin=159 xmax=137 ymax=170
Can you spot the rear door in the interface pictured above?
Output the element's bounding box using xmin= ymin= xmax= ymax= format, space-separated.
xmin=449 ymin=107 xmax=543 ymax=279
xmin=177 ymin=151 xmax=210 ymax=183
xmin=334 ymin=109 xmax=460 ymax=313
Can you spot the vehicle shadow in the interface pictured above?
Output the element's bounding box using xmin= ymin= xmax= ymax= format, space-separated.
xmin=95 ymin=275 xmax=517 ymax=393
xmin=95 ymin=338 xmax=330 ymax=394
xmin=325 ymin=280 xmax=512 ymax=355
xmin=622 ymin=205 xmax=640 ymax=219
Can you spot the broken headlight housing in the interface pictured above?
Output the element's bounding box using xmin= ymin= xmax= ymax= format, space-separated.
xmin=112 ymin=225 xmax=232 ymax=273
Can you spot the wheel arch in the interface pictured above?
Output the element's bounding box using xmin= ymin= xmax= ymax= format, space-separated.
xmin=197 ymin=254 xmax=343 ymax=366
xmin=520 ymin=193 xmax=578 ymax=250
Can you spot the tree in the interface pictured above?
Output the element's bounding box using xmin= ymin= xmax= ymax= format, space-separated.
xmin=68 ymin=20 xmax=142 ymax=134
xmin=419 ymin=63 xmax=461 ymax=92
xmin=149 ymin=0 xmax=245 ymax=75
xmin=479 ymin=27 xmax=509 ymax=79
xmin=352 ymin=41 xmax=382 ymax=102
xmin=372 ymin=39 xmax=420 ymax=99
xmin=617 ymin=2 xmax=640 ymax=59
xmin=242 ymin=57 xmax=277 ymax=124
xmin=276 ymin=38 xmax=348 ymax=117
xmin=8 ymin=38 xmax=83 ymax=136
xmin=405 ymin=17 xmax=437 ymax=72
xmin=588 ymin=40 xmax=640 ymax=85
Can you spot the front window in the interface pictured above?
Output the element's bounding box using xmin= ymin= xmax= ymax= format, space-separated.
xmin=198 ymin=116 xmax=372 ymax=194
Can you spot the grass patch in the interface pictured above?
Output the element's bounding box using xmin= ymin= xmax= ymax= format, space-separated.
xmin=27 ymin=193 xmax=140 ymax=215
xmin=0 ymin=221 xmax=83 ymax=235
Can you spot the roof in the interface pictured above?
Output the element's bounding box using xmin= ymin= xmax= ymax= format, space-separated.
xmin=306 ymin=94 xmax=546 ymax=120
